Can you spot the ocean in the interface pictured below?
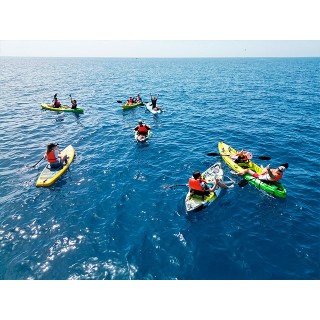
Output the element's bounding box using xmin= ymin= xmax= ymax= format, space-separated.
xmin=0 ymin=57 xmax=319 ymax=280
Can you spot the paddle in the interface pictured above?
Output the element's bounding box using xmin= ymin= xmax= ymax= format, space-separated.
xmin=237 ymin=163 xmax=289 ymax=188
xmin=161 ymin=184 xmax=188 ymax=189
xmin=207 ymin=152 xmax=271 ymax=161
xmin=117 ymin=100 xmax=123 ymax=103
xmin=29 ymin=157 xmax=44 ymax=168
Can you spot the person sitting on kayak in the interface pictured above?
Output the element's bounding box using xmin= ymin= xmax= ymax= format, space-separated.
xmin=127 ymin=97 xmax=133 ymax=105
xmin=134 ymin=120 xmax=151 ymax=136
xmin=70 ymin=99 xmax=77 ymax=109
xmin=43 ymin=143 xmax=68 ymax=169
xmin=189 ymin=171 xmax=233 ymax=196
xmin=136 ymin=94 xmax=141 ymax=102
xmin=52 ymin=94 xmax=61 ymax=108
xmin=236 ymin=164 xmax=286 ymax=182
xmin=231 ymin=149 xmax=252 ymax=164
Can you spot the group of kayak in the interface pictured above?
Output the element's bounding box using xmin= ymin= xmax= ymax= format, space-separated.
xmin=121 ymin=94 xmax=163 ymax=114
xmin=184 ymin=141 xmax=288 ymax=213
xmin=36 ymin=93 xmax=288 ymax=213
xmin=36 ymin=93 xmax=163 ymax=186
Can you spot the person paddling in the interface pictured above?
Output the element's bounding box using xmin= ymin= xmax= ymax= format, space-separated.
xmin=52 ymin=94 xmax=61 ymax=108
xmin=43 ymin=143 xmax=68 ymax=169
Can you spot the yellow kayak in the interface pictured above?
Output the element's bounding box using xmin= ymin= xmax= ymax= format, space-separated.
xmin=36 ymin=145 xmax=75 ymax=187
xmin=41 ymin=103 xmax=84 ymax=113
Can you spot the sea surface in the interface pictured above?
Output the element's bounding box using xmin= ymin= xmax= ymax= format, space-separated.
xmin=0 ymin=57 xmax=319 ymax=280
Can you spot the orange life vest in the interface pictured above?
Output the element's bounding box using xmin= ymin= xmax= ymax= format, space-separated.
xmin=47 ymin=150 xmax=58 ymax=163
xmin=129 ymin=98 xmax=133 ymax=104
xmin=261 ymin=169 xmax=283 ymax=182
xmin=188 ymin=178 xmax=207 ymax=192
xmin=138 ymin=125 xmax=148 ymax=133
xmin=236 ymin=153 xmax=249 ymax=162
xmin=137 ymin=96 xmax=141 ymax=102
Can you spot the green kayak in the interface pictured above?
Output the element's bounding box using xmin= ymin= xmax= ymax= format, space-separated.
xmin=122 ymin=101 xmax=144 ymax=109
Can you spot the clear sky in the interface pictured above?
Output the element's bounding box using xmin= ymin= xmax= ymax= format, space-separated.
xmin=1 ymin=1 xmax=319 ymax=57
xmin=1 ymin=40 xmax=320 ymax=57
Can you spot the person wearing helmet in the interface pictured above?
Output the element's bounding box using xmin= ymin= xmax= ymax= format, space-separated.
xmin=133 ymin=120 xmax=151 ymax=136
xmin=236 ymin=164 xmax=286 ymax=182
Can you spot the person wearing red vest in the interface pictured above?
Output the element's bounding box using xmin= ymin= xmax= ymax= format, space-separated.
xmin=188 ymin=171 xmax=233 ymax=195
xmin=236 ymin=164 xmax=286 ymax=182
xmin=133 ymin=120 xmax=151 ymax=137
xmin=231 ymin=149 xmax=252 ymax=164
xmin=127 ymin=97 xmax=133 ymax=105
xmin=43 ymin=143 xmax=68 ymax=168
xmin=52 ymin=93 xmax=61 ymax=108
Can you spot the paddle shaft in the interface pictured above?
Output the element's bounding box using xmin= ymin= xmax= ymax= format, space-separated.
xmin=31 ymin=157 xmax=44 ymax=168
xmin=207 ymin=152 xmax=271 ymax=161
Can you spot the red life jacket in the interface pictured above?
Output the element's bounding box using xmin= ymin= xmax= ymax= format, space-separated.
xmin=47 ymin=150 xmax=58 ymax=163
xmin=236 ymin=153 xmax=249 ymax=162
xmin=54 ymin=100 xmax=61 ymax=107
xmin=138 ymin=125 xmax=148 ymax=133
xmin=188 ymin=178 xmax=207 ymax=192
xmin=261 ymin=169 xmax=283 ymax=182
xmin=137 ymin=96 xmax=141 ymax=101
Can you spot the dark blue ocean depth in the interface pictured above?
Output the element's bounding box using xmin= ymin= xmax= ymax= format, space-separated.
xmin=0 ymin=57 xmax=319 ymax=280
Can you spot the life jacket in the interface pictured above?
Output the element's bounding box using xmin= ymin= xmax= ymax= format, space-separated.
xmin=128 ymin=98 xmax=133 ymax=104
xmin=138 ymin=124 xmax=148 ymax=133
xmin=260 ymin=169 xmax=283 ymax=182
xmin=47 ymin=150 xmax=58 ymax=163
xmin=188 ymin=178 xmax=207 ymax=192
xmin=235 ymin=153 xmax=249 ymax=162
xmin=137 ymin=96 xmax=141 ymax=102
xmin=54 ymin=100 xmax=61 ymax=107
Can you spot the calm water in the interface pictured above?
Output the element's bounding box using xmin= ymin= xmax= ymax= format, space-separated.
xmin=0 ymin=57 xmax=319 ymax=280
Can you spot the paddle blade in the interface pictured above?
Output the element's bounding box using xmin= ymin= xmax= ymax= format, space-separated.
xmin=207 ymin=152 xmax=219 ymax=156
xmin=280 ymin=163 xmax=289 ymax=169
xmin=258 ymin=156 xmax=271 ymax=160
xmin=116 ymin=100 xmax=122 ymax=103
xmin=238 ymin=179 xmax=249 ymax=188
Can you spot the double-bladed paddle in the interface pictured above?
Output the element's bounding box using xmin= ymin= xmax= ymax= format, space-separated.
xmin=207 ymin=152 xmax=271 ymax=161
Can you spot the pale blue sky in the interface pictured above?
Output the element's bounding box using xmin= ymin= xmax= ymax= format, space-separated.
xmin=1 ymin=40 xmax=320 ymax=57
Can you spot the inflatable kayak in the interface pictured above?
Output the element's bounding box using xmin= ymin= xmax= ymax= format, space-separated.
xmin=36 ymin=145 xmax=75 ymax=187
xmin=185 ymin=162 xmax=224 ymax=213
xmin=135 ymin=130 xmax=151 ymax=142
xmin=122 ymin=101 xmax=144 ymax=109
xmin=146 ymin=102 xmax=162 ymax=114
xmin=218 ymin=141 xmax=287 ymax=198
xmin=41 ymin=103 xmax=84 ymax=113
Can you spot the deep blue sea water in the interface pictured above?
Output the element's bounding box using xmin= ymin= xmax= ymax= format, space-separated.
xmin=0 ymin=57 xmax=319 ymax=280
